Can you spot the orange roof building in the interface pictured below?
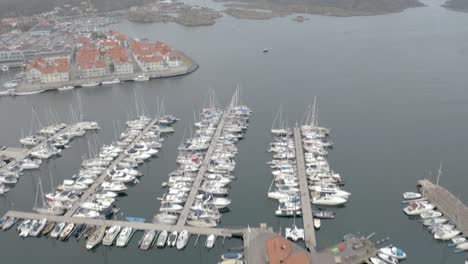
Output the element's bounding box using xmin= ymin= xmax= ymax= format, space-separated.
xmin=27 ymin=57 xmax=69 ymax=83
xmin=266 ymin=237 xmax=310 ymax=264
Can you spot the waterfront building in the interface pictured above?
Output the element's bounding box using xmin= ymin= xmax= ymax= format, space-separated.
xmin=77 ymin=47 xmax=106 ymax=78
xmin=26 ymin=57 xmax=69 ymax=83
xmin=131 ymin=41 xmax=181 ymax=71
xmin=105 ymin=46 xmax=134 ymax=75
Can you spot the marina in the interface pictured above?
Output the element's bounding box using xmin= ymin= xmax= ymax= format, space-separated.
xmin=1 ymin=4 xmax=468 ymax=262
xmin=400 ymin=179 xmax=468 ymax=254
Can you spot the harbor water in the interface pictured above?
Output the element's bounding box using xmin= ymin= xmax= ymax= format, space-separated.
xmin=1 ymin=0 xmax=468 ymax=262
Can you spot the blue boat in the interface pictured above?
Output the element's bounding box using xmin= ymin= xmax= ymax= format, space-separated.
xmin=125 ymin=217 xmax=146 ymax=223
xmin=221 ymin=252 xmax=243 ymax=260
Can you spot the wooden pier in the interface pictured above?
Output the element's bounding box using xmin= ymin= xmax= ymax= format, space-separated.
xmin=176 ymin=112 xmax=227 ymax=227
xmin=418 ymin=179 xmax=468 ymax=237
xmin=3 ymin=210 xmax=243 ymax=238
xmin=64 ymin=118 xmax=159 ymax=217
xmin=293 ymin=127 xmax=317 ymax=249
xmin=0 ymin=125 xmax=73 ymax=173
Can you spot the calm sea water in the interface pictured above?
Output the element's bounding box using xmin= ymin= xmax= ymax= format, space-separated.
xmin=0 ymin=0 xmax=468 ymax=262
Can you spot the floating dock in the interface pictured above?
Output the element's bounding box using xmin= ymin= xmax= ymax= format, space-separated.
xmin=293 ymin=127 xmax=317 ymax=249
xmin=64 ymin=118 xmax=159 ymax=217
xmin=3 ymin=210 xmax=242 ymax=238
xmin=418 ymin=179 xmax=468 ymax=237
xmin=176 ymin=112 xmax=227 ymax=227
xmin=0 ymin=126 xmax=72 ymax=173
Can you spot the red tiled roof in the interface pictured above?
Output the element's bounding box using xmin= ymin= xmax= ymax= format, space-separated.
xmin=138 ymin=55 xmax=163 ymax=63
xmin=29 ymin=57 xmax=69 ymax=74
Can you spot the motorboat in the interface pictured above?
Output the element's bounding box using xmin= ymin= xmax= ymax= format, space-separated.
xmin=285 ymin=225 xmax=304 ymax=242
xmin=0 ymin=184 xmax=11 ymax=194
xmin=456 ymin=242 xmax=468 ymax=251
xmin=377 ymin=253 xmax=398 ymax=264
xmin=313 ymin=210 xmax=335 ymax=219
xmin=156 ymin=230 xmax=168 ymax=248
xmin=18 ymin=219 xmax=32 ymax=238
xmin=139 ymin=230 xmax=156 ymax=250
xmin=59 ymin=223 xmax=75 ymax=240
xmin=167 ymin=231 xmax=178 ymax=247
xmin=176 ymin=230 xmax=190 ymax=250
xmin=133 ymin=74 xmax=149 ymax=82
xmin=449 ymin=237 xmax=467 ymax=247
xmin=101 ymin=78 xmax=121 ymax=85
xmin=29 ymin=218 xmax=47 ymax=237
xmin=50 ymin=222 xmax=66 ymax=238
xmin=81 ymin=82 xmax=100 ymax=87
xmin=221 ymin=253 xmax=243 ymax=260
xmin=86 ymin=226 xmax=107 ymax=250
xmin=403 ymin=201 xmax=435 ymax=215
xmin=206 ymin=234 xmax=216 ymax=248
xmin=379 ymin=246 xmax=407 ymax=259
xmin=58 ymin=86 xmax=74 ymax=91
xmin=423 ymin=217 xmax=448 ymax=226
xmin=420 ymin=210 xmax=442 ymax=219
xmin=434 ymin=229 xmax=461 ymax=240
xmin=311 ymin=195 xmax=347 ymax=206
xmin=102 ymin=225 xmax=121 ymax=246
xmin=403 ymin=192 xmax=422 ymax=200
xmin=154 ymin=213 xmax=178 ymax=225
xmin=42 ymin=222 xmax=55 ymax=236
xmin=2 ymin=217 xmax=17 ymax=230
xmin=116 ymin=226 xmax=133 ymax=247
xmin=314 ymin=218 xmax=321 ymax=229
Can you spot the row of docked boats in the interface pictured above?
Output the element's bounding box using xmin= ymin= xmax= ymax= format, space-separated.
xmin=369 ymin=245 xmax=407 ymax=264
xmin=65 ymin=75 xmax=150 ymax=90
xmin=154 ymin=91 xmax=251 ymax=227
xmin=0 ymin=121 xmax=99 ymax=196
xmin=267 ymin=103 xmax=350 ymax=241
xmin=0 ymin=216 xmax=220 ymax=251
xmin=33 ymin=114 xmax=176 ymax=218
xmin=402 ymin=191 xmax=468 ymax=253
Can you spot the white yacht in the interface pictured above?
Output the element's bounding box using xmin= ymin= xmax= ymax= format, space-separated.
xmin=206 ymin=234 xmax=216 ymax=248
xmin=176 ymin=230 xmax=189 ymax=250
xmin=116 ymin=227 xmax=133 ymax=247
xmin=81 ymin=82 xmax=100 ymax=87
xmin=133 ymin=74 xmax=149 ymax=82
xmin=58 ymin=86 xmax=74 ymax=91
xmin=101 ymin=78 xmax=121 ymax=85
xmin=285 ymin=225 xmax=304 ymax=242
xmin=103 ymin=225 xmax=122 ymax=246
xmin=420 ymin=210 xmax=442 ymax=219
xmin=379 ymin=246 xmax=407 ymax=259
xmin=312 ymin=195 xmax=347 ymax=206
xmin=434 ymin=229 xmax=461 ymax=240
xmin=156 ymin=230 xmax=168 ymax=248
xmin=403 ymin=192 xmax=422 ymax=200
xmin=403 ymin=201 xmax=435 ymax=215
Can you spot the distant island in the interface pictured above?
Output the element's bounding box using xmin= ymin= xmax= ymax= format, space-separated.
xmin=220 ymin=0 xmax=424 ymax=19
xmin=443 ymin=0 xmax=468 ymax=12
